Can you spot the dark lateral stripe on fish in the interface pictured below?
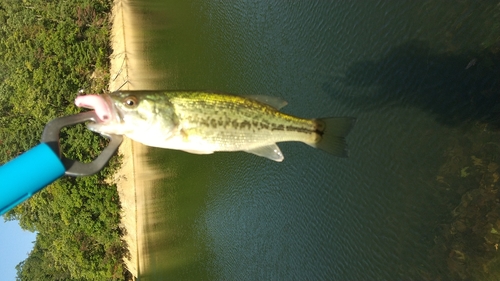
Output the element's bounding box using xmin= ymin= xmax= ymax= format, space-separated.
xmin=182 ymin=110 xmax=316 ymax=134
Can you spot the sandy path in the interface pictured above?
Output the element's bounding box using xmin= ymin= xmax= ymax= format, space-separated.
xmin=108 ymin=0 xmax=145 ymax=277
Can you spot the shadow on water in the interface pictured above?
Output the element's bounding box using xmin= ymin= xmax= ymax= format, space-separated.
xmin=326 ymin=40 xmax=500 ymax=128
xmin=325 ymin=40 xmax=500 ymax=280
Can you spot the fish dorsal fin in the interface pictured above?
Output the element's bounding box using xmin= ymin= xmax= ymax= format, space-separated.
xmin=245 ymin=144 xmax=284 ymax=162
xmin=245 ymin=95 xmax=288 ymax=110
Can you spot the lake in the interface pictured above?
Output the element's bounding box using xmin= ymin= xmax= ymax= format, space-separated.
xmin=117 ymin=1 xmax=500 ymax=280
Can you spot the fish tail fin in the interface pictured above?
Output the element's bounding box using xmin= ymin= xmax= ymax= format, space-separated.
xmin=310 ymin=117 xmax=356 ymax=157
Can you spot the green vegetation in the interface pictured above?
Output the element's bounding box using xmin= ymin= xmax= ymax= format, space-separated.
xmin=428 ymin=124 xmax=500 ymax=280
xmin=0 ymin=0 xmax=129 ymax=280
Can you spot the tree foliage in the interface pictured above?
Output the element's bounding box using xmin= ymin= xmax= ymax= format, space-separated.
xmin=0 ymin=0 xmax=128 ymax=280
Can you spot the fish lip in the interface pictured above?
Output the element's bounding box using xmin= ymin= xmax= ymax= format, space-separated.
xmin=101 ymin=94 xmax=123 ymax=123
xmin=75 ymin=94 xmax=121 ymax=124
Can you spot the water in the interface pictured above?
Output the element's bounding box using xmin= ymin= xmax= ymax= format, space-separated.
xmin=118 ymin=1 xmax=500 ymax=280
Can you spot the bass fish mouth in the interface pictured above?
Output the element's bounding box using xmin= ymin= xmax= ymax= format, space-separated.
xmin=74 ymin=94 xmax=119 ymax=123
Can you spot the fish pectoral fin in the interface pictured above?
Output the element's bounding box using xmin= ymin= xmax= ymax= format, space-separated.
xmin=245 ymin=144 xmax=284 ymax=162
xmin=244 ymin=95 xmax=288 ymax=110
xmin=182 ymin=150 xmax=214 ymax=155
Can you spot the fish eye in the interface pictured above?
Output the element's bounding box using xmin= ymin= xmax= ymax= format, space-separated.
xmin=123 ymin=96 xmax=138 ymax=108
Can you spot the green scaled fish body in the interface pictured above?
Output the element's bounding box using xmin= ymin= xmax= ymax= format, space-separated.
xmin=89 ymin=91 xmax=355 ymax=162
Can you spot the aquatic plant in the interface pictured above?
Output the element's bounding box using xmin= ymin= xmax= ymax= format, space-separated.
xmin=432 ymin=123 xmax=500 ymax=280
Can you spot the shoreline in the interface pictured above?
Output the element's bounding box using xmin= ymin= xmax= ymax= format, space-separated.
xmin=111 ymin=138 xmax=140 ymax=277
xmin=108 ymin=0 xmax=144 ymax=278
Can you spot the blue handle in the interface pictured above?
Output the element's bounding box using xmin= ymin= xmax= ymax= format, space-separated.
xmin=0 ymin=143 xmax=65 ymax=215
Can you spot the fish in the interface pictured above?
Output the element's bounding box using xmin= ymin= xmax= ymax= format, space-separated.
xmin=75 ymin=91 xmax=356 ymax=162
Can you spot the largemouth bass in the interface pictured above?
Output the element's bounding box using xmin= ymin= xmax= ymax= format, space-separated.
xmin=75 ymin=91 xmax=355 ymax=162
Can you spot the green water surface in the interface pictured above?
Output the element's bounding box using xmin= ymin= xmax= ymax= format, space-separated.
xmin=122 ymin=1 xmax=500 ymax=280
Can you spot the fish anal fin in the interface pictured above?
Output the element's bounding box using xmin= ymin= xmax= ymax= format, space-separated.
xmin=245 ymin=144 xmax=284 ymax=162
xmin=245 ymin=95 xmax=288 ymax=110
